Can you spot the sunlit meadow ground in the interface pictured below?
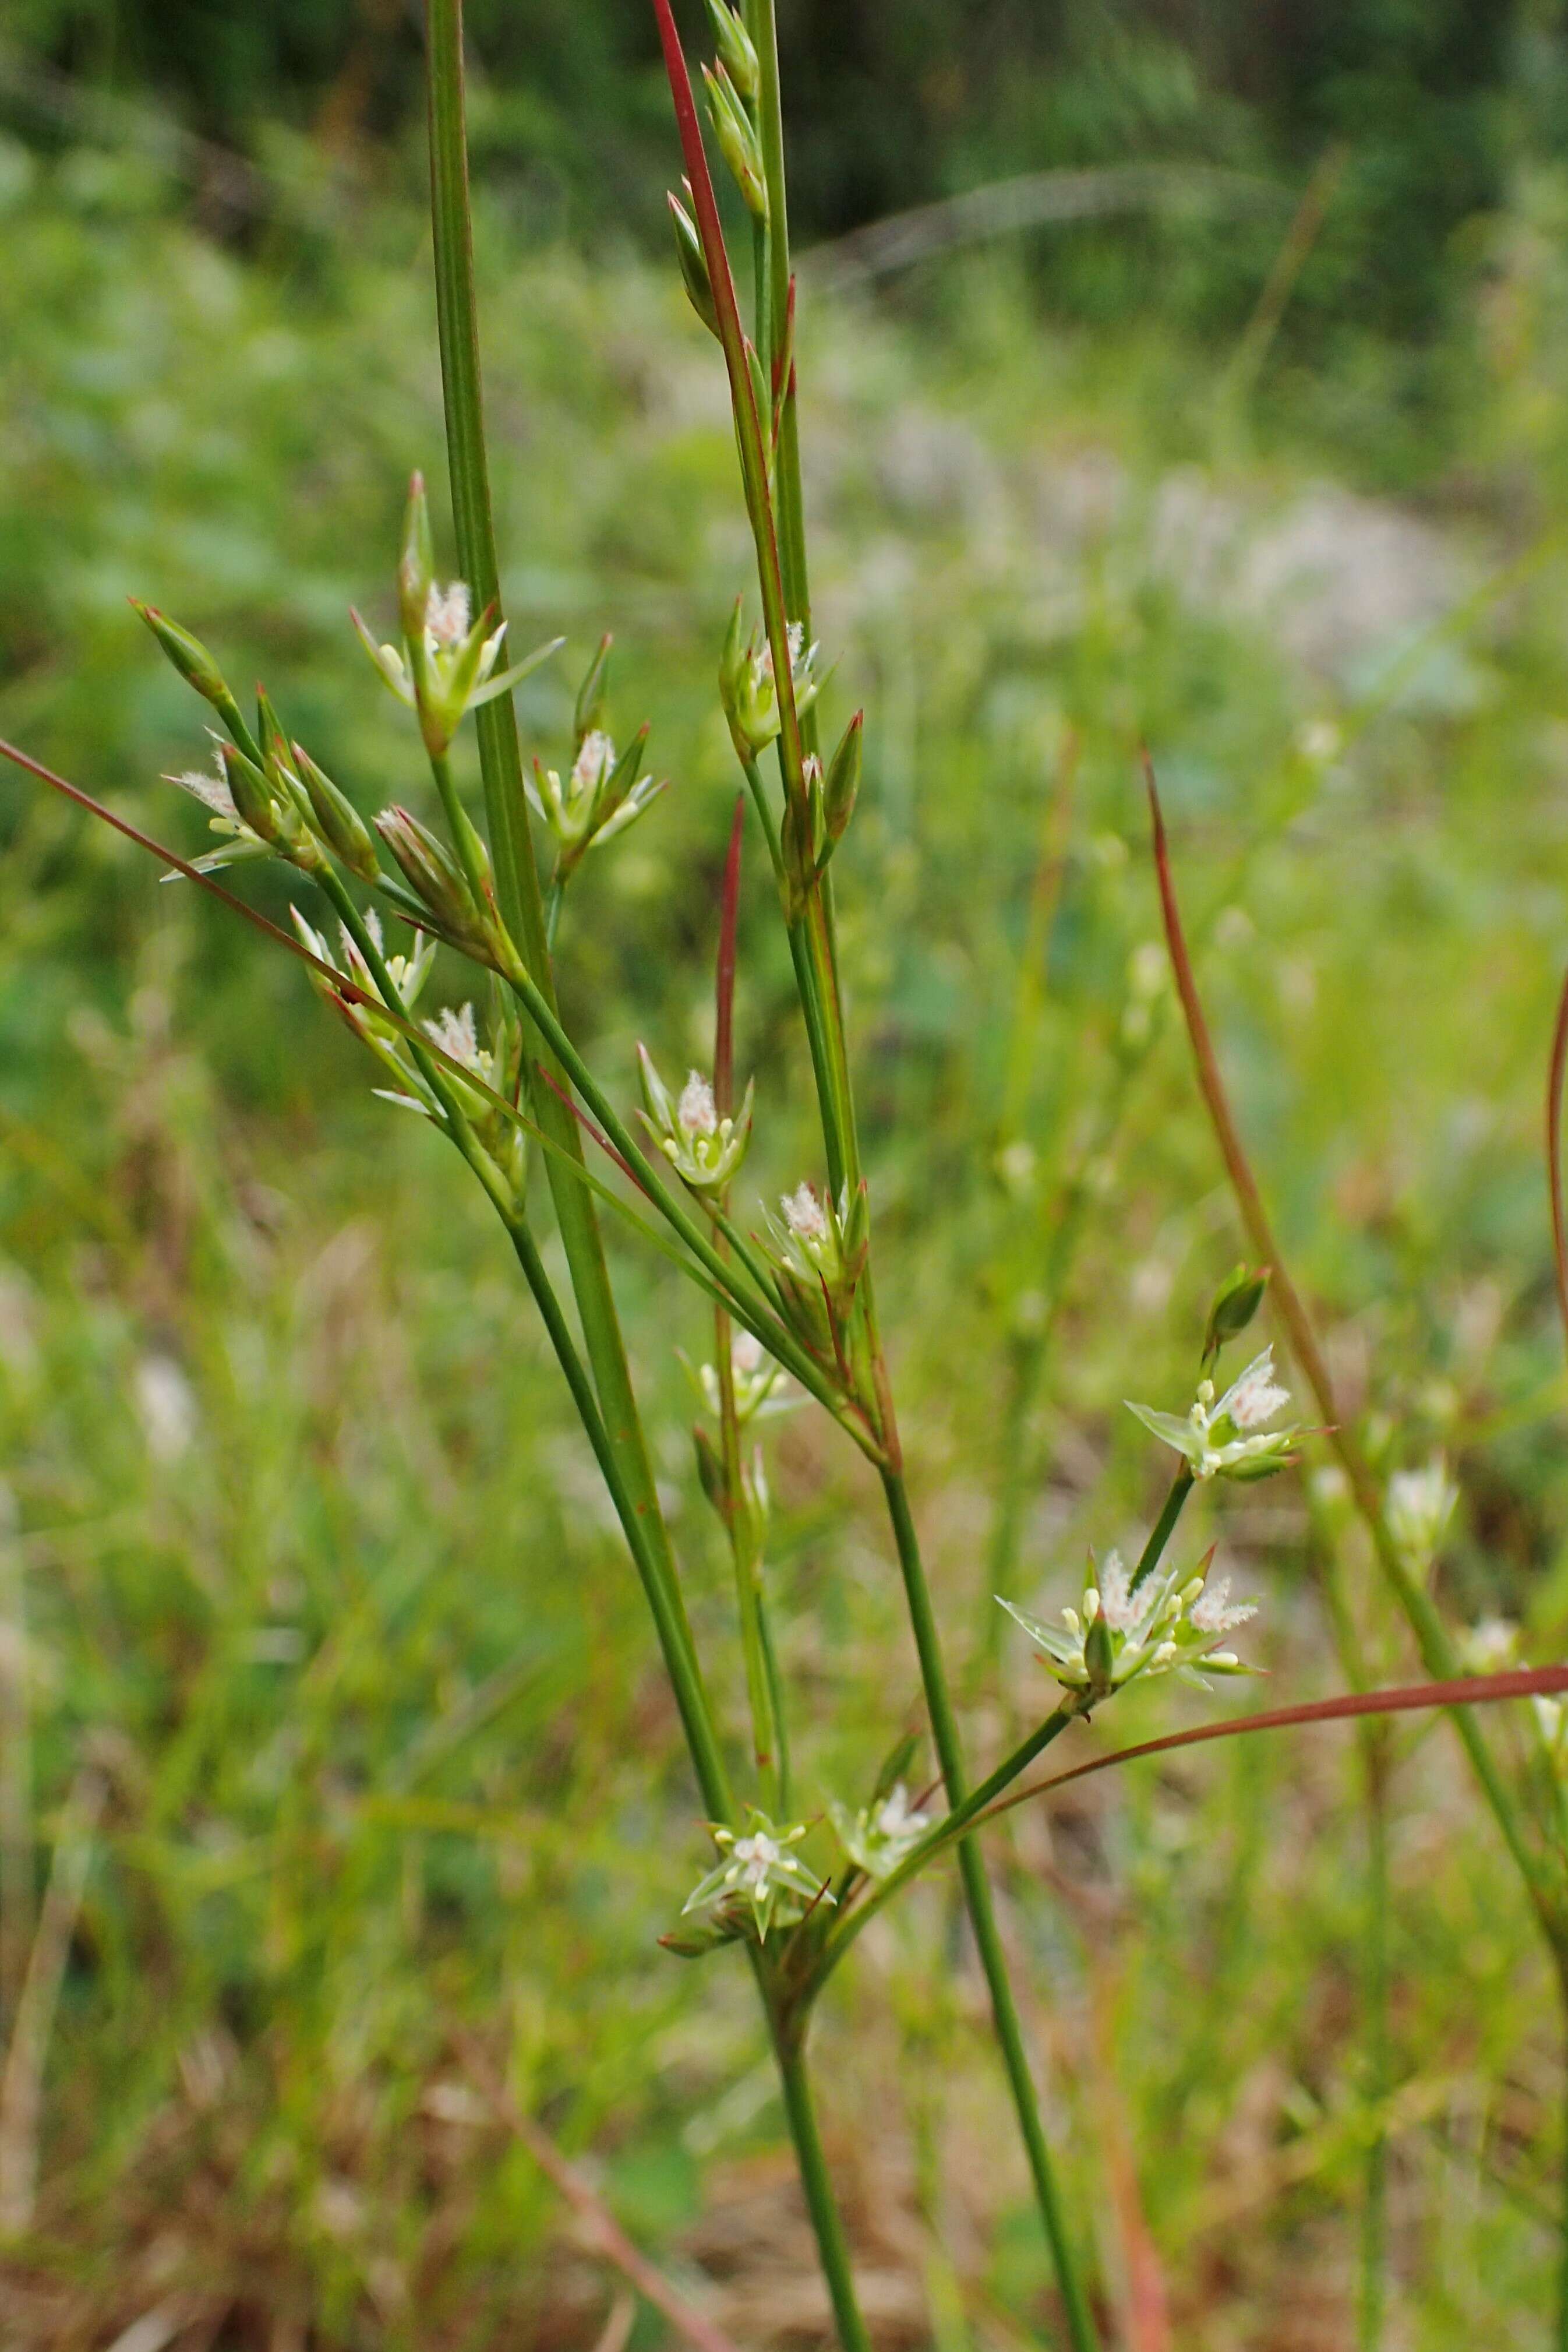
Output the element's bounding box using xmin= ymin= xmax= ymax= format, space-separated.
xmin=5 ymin=137 xmax=1568 ymax=2346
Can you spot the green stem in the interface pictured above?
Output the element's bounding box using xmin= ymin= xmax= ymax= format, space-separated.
xmin=1150 ymin=775 xmax=1562 ymax=1935
xmin=716 ymin=1288 xmax=781 ymax=1807
xmin=1358 ymin=1723 xmax=1389 ymax=2352
xmin=672 ymin=6 xmax=1093 ymax=2323
xmin=746 ymin=0 xmax=811 ymax=647
xmin=318 ymin=859 xmax=736 ymax=1822
xmin=880 ymin=1472 xmax=1099 ymax=2351
xmin=1131 ymin=1469 xmax=1193 ymax=1593
xmin=504 ymin=1216 xmax=734 ymax=1817
xmin=1560 ymin=1991 xmax=1568 ymax=2352
xmin=423 ymin=0 xmax=732 ymax=1829
xmin=425 ymin=23 xmax=875 ymax=2344
xmin=490 ymin=958 xmax=874 ymax=1451
xmin=804 ymin=1702 xmax=1078 ymax=2001
xmin=761 ymin=1984 xmax=872 ymax=2352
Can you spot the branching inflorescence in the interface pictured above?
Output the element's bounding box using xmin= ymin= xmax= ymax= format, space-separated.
xmin=8 ymin=1 xmax=1568 ymax=2343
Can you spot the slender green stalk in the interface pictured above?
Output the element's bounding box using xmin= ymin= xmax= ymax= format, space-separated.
xmin=1150 ymin=760 xmax=1568 ymax=2337
xmin=764 ymin=1995 xmax=872 ymax=2352
xmin=1358 ymin=1723 xmax=1389 ymax=2352
xmin=1131 ymin=1471 xmax=1192 ymax=1592
xmin=425 ymin=0 xmax=725 ymax=1781
xmin=804 ymin=1702 xmax=1078 ymax=2001
xmin=504 ymin=1213 xmax=734 ymax=1815
xmin=714 ymin=801 xmax=782 ymax=1807
xmin=1147 ymin=768 xmax=1560 ymax=1933
xmin=667 ymin=1 xmax=1101 ymax=2321
xmin=317 ymin=859 xmax=736 ymax=1817
xmin=880 ymin=1473 xmax=1099 ymax=2352
xmin=1560 ymin=2001 xmax=1568 ymax=2352
xmin=425 ymin=13 xmax=873 ymax=2342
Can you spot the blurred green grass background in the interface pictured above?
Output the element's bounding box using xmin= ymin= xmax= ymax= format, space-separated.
xmin=6 ymin=3 xmax=1568 ymax=2345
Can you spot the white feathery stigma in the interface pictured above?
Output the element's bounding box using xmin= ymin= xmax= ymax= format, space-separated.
xmin=782 ymin=1182 xmax=828 ymax=1241
xmin=1221 ymin=1347 xmax=1290 ymax=1429
xmin=678 ymin=1071 xmax=717 ymax=1136
xmin=425 ymin=580 xmax=471 ymax=647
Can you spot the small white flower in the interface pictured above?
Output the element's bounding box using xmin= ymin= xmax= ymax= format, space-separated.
xmin=681 ymin=1810 xmax=829 ymax=1940
xmin=171 ymin=750 xmax=240 ymax=820
xmin=135 ymin=1355 xmax=197 ymax=1465
xmin=695 ymin=1326 xmax=792 ymax=1426
xmin=872 ymin=1785 xmax=928 ymax=1843
xmin=782 ymin=1182 xmax=828 ymax=1242
xmin=830 ymin=1781 xmax=931 ymax=1880
xmin=1386 ymin=1456 xmax=1457 ymax=1567
xmin=637 ymin=1048 xmax=753 ymax=1196
xmin=722 ymin=612 xmax=824 ymax=753
xmin=678 ymin=1071 xmax=718 ymax=1136
xmin=758 ymin=620 xmax=804 ymax=682
xmin=1001 ymin=1547 xmax=1260 ymax=1699
xmin=730 ymin=1831 xmax=781 ymax=1888
xmin=1095 ymin=1550 xmax=1145 ymax=1634
xmin=1461 ymin=1616 xmax=1518 ymax=1673
xmin=1127 ymin=1346 xmax=1297 ymax=1483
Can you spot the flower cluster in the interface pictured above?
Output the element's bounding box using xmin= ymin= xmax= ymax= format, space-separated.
xmin=168 ymin=743 xmax=275 ymax=875
xmin=636 ymin=1052 xmax=754 ymax=1197
xmin=767 ymin=1181 xmax=866 ymax=1314
xmin=829 ymin=1783 xmax=931 ymax=1881
xmin=1127 ymin=1347 xmax=1298 ymax=1483
xmin=291 ymin=910 xmax=524 ymax=1196
xmin=681 ymin=1811 xmax=831 ymax=1942
xmin=352 ymin=474 xmax=560 ymax=757
xmin=531 ymin=727 xmax=668 ymax=877
xmin=1000 ymin=1547 xmax=1259 ymax=1705
xmin=719 ymin=604 xmax=824 ymax=757
xmin=167 ymin=724 xmax=378 ymax=886
xmin=291 ymin=905 xmax=435 ymax=1046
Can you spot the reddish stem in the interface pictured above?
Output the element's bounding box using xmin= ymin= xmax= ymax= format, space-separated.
xmin=536 ymin=1063 xmax=645 ymax=1192
xmin=984 ymin=1663 xmax=1568 ymax=1828
xmin=714 ymin=793 xmax=744 ymax=1118
xmin=0 ymin=735 xmax=534 ymax=1138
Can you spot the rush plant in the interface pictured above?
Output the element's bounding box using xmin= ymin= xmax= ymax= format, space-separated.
xmin=8 ymin=2 xmax=1568 ymax=2343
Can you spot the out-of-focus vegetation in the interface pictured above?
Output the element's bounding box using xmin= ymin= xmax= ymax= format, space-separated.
xmin=7 ymin=3 xmax=1568 ymax=2345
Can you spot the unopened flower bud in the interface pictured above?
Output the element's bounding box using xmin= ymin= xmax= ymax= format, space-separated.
xmin=702 ymin=62 xmax=768 ymax=223
xmin=397 ymin=472 xmax=436 ymax=648
xmin=668 ymin=187 xmax=720 ymax=340
xmin=375 ymin=804 xmax=490 ymax=955
xmin=218 ymin=742 xmax=281 ymax=843
xmin=702 ymin=0 xmax=760 ymax=99
xmin=132 ymin=600 xmax=262 ymax=766
xmin=693 ymin=1423 xmax=729 ymax=1519
xmin=817 ymin=710 xmax=862 ymax=869
xmin=574 ymin=633 xmax=612 ymax=746
xmin=1202 ymin=1263 xmax=1270 ymax=1370
xmin=292 ymin=743 xmax=380 ymax=880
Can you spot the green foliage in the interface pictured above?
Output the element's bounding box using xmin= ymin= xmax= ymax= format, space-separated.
xmin=7 ymin=80 xmax=1568 ymax=2344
